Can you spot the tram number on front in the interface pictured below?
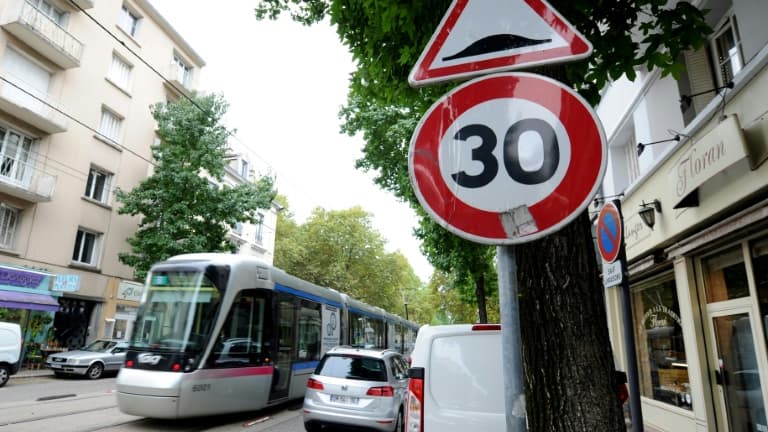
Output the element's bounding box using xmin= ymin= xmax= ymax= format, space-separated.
xmin=451 ymin=119 xmax=560 ymax=188
xmin=192 ymin=384 xmax=211 ymax=392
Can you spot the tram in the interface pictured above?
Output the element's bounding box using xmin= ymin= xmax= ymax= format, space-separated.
xmin=115 ymin=253 xmax=419 ymax=419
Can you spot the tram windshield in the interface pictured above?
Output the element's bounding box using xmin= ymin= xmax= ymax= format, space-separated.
xmin=130 ymin=269 xmax=222 ymax=352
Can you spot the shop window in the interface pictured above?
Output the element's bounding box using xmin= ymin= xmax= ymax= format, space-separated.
xmin=752 ymin=238 xmax=768 ymax=345
xmin=703 ymin=246 xmax=749 ymax=303
xmin=633 ymin=278 xmax=692 ymax=410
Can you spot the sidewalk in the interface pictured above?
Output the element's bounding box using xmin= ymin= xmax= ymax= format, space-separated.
xmin=14 ymin=366 xmax=54 ymax=379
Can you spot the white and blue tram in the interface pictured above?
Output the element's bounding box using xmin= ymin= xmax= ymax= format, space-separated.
xmin=115 ymin=253 xmax=419 ymax=419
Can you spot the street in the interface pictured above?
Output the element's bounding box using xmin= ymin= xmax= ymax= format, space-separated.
xmin=0 ymin=375 xmax=306 ymax=432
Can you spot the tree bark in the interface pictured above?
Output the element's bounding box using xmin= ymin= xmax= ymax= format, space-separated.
xmin=475 ymin=273 xmax=488 ymax=323
xmin=517 ymin=211 xmax=625 ymax=431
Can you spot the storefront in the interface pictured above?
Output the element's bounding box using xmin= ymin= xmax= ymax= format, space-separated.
xmin=609 ymin=61 xmax=768 ymax=431
xmin=0 ymin=264 xmax=60 ymax=368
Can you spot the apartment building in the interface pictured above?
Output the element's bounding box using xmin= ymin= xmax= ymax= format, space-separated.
xmin=596 ymin=0 xmax=768 ymax=430
xmin=0 ymin=0 xmax=205 ymax=357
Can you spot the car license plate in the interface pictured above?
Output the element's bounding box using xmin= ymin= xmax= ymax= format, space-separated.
xmin=50 ymin=364 xmax=61 ymax=369
xmin=330 ymin=394 xmax=358 ymax=404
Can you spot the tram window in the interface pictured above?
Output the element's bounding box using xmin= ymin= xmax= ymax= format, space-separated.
xmin=297 ymin=301 xmax=321 ymax=361
xmin=209 ymin=291 xmax=267 ymax=368
xmin=349 ymin=312 xmax=365 ymax=347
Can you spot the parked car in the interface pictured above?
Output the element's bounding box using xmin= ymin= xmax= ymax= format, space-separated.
xmin=303 ymin=346 xmax=410 ymax=432
xmin=406 ymin=324 xmax=505 ymax=432
xmin=0 ymin=322 xmax=22 ymax=387
xmin=46 ymin=339 xmax=128 ymax=379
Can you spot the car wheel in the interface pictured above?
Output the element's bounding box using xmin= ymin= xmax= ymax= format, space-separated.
xmin=304 ymin=421 xmax=322 ymax=432
xmin=0 ymin=365 xmax=9 ymax=387
xmin=86 ymin=363 xmax=104 ymax=379
xmin=394 ymin=408 xmax=404 ymax=432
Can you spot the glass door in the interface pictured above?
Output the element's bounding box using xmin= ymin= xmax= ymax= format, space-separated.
xmin=709 ymin=310 xmax=767 ymax=431
xmin=702 ymin=241 xmax=768 ymax=431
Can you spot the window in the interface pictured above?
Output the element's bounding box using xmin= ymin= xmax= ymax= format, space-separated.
xmin=297 ymin=301 xmax=321 ymax=361
xmin=240 ymin=159 xmax=249 ymax=179
xmin=623 ymin=130 xmax=640 ymax=182
xmin=0 ymin=203 xmax=19 ymax=249
xmin=72 ymin=228 xmax=100 ymax=265
xmin=633 ymin=278 xmax=691 ymax=410
xmin=678 ymin=8 xmax=743 ymax=125
xmin=98 ymin=109 xmax=122 ymax=144
xmin=712 ymin=14 xmax=743 ymax=86
xmin=118 ymin=4 xmax=141 ymax=37
xmin=108 ymin=53 xmax=132 ymax=90
xmin=0 ymin=126 xmax=34 ymax=185
xmin=254 ymin=213 xmax=264 ymax=243
xmin=172 ymin=55 xmax=193 ymax=88
xmin=2 ymin=48 xmax=51 ymax=116
xmin=234 ymin=222 xmax=244 ymax=236
xmin=29 ymin=0 xmax=66 ymax=26
xmin=85 ymin=166 xmax=112 ymax=204
xmin=208 ymin=291 xmax=268 ymax=368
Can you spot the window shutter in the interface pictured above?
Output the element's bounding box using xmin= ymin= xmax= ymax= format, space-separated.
xmin=683 ymin=49 xmax=716 ymax=114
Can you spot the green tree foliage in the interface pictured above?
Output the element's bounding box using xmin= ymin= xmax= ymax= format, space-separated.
xmin=274 ymin=205 xmax=421 ymax=314
xmin=116 ymin=94 xmax=277 ymax=280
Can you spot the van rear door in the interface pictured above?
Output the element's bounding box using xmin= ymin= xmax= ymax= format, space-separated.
xmin=424 ymin=331 xmax=506 ymax=432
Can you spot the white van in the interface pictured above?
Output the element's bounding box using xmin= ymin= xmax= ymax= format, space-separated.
xmin=406 ymin=324 xmax=506 ymax=432
xmin=0 ymin=322 xmax=22 ymax=387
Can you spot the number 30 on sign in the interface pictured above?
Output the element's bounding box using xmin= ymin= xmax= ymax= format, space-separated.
xmin=408 ymin=72 xmax=607 ymax=245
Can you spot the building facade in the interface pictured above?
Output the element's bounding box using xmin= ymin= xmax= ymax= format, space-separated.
xmin=597 ymin=0 xmax=768 ymax=430
xmin=221 ymin=138 xmax=281 ymax=265
xmin=0 ymin=0 xmax=204 ymax=364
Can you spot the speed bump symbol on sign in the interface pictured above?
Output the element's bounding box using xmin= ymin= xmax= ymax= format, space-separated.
xmin=408 ymin=72 xmax=607 ymax=245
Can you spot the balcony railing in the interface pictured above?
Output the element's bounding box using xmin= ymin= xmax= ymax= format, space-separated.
xmin=0 ymin=72 xmax=67 ymax=134
xmin=1 ymin=0 xmax=84 ymax=69
xmin=0 ymin=153 xmax=56 ymax=202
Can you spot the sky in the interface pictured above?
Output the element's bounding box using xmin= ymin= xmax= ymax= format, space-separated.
xmin=150 ymin=1 xmax=434 ymax=282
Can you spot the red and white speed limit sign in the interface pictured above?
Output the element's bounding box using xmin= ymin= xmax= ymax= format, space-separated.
xmin=408 ymin=72 xmax=606 ymax=244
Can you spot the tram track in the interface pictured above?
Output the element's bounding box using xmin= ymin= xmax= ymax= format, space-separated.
xmin=0 ymin=394 xmax=304 ymax=432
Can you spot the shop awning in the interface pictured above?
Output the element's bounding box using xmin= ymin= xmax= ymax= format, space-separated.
xmin=0 ymin=290 xmax=60 ymax=312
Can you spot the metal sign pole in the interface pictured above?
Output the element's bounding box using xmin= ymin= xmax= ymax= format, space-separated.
xmin=497 ymin=245 xmax=527 ymax=432
xmin=613 ymin=199 xmax=644 ymax=432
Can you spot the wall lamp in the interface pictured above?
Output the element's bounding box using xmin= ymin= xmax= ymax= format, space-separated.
xmin=680 ymin=81 xmax=734 ymax=112
xmin=638 ymin=200 xmax=662 ymax=230
xmin=637 ymin=135 xmax=681 ymax=157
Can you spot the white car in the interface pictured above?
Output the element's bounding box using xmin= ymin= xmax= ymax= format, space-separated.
xmin=0 ymin=322 xmax=22 ymax=387
xmin=406 ymin=324 xmax=505 ymax=432
xmin=303 ymin=346 xmax=410 ymax=432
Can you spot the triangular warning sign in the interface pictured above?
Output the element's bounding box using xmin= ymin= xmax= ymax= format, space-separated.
xmin=408 ymin=0 xmax=593 ymax=87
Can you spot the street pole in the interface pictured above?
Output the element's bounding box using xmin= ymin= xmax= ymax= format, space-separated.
xmin=404 ymin=302 xmax=409 ymax=321
xmin=612 ymin=199 xmax=644 ymax=431
xmin=497 ymin=245 xmax=526 ymax=432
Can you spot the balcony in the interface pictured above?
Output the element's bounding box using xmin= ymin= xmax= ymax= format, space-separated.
xmin=1 ymin=0 xmax=84 ymax=69
xmin=0 ymin=73 xmax=67 ymax=134
xmin=0 ymin=154 xmax=56 ymax=202
xmin=62 ymin=0 xmax=94 ymax=11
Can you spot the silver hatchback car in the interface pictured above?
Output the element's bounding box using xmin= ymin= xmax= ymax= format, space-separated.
xmin=303 ymin=346 xmax=409 ymax=432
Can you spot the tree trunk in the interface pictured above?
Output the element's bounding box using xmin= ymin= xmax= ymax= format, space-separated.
xmin=516 ymin=211 xmax=625 ymax=431
xmin=475 ymin=273 xmax=488 ymax=323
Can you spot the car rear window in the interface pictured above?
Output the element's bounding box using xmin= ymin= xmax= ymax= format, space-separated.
xmin=317 ymin=355 xmax=388 ymax=382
